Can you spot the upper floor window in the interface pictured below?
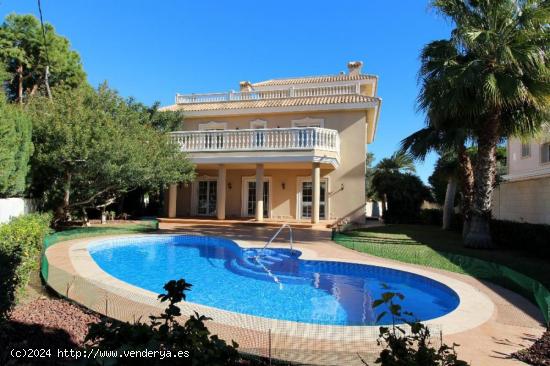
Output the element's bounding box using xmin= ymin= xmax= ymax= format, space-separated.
xmin=199 ymin=121 xmax=227 ymax=131
xmin=250 ymin=119 xmax=267 ymax=129
xmin=291 ymin=117 xmax=324 ymax=128
xmin=521 ymin=142 xmax=531 ymax=158
xmin=541 ymin=143 xmax=550 ymax=164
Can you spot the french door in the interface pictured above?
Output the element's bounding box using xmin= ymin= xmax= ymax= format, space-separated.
xmin=299 ymin=180 xmax=327 ymax=220
xmin=197 ymin=180 xmax=217 ymax=216
xmin=242 ymin=179 xmax=270 ymax=218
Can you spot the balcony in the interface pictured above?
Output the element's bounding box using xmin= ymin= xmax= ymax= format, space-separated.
xmin=175 ymin=84 xmax=360 ymax=104
xmin=170 ymin=127 xmax=340 ymax=167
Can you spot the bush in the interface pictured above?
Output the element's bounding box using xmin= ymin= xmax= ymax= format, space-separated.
xmin=85 ymin=279 xmax=240 ymax=365
xmin=0 ymin=213 xmax=52 ymax=318
xmin=380 ymin=173 xmax=432 ymax=224
xmin=490 ymin=220 xmax=550 ymax=259
xmin=419 ymin=209 xmax=443 ymax=226
xmin=362 ymin=288 xmax=469 ymax=366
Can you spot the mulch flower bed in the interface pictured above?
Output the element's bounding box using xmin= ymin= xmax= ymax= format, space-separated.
xmin=0 ymin=297 xmax=100 ymax=365
xmin=512 ymin=330 xmax=550 ymax=366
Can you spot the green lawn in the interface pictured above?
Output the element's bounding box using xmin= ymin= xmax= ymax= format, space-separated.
xmin=334 ymin=224 xmax=550 ymax=322
xmin=40 ymin=220 xmax=158 ymax=284
xmin=44 ymin=220 xmax=158 ymax=245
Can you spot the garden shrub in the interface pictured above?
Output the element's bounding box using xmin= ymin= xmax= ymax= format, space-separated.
xmin=381 ymin=173 xmax=432 ymax=224
xmin=490 ymin=220 xmax=550 ymax=259
xmin=85 ymin=279 xmax=240 ymax=365
xmin=362 ymin=288 xmax=469 ymax=366
xmin=0 ymin=212 xmax=52 ymax=318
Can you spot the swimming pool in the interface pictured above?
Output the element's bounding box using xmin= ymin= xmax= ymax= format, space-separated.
xmin=89 ymin=235 xmax=460 ymax=326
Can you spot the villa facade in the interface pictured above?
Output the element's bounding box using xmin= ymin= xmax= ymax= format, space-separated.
xmin=492 ymin=125 xmax=550 ymax=224
xmin=160 ymin=61 xmax=381 ymax=224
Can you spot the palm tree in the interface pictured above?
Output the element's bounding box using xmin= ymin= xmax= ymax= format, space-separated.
xmin=419 ymin=0 xmax=550 ymax=248
xmin=400 ymin=126 xmax=471 ymax=232
xmin=372 ymin=151 xmax=416 ymax=216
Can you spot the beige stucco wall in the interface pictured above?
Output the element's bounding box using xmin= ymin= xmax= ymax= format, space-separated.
xmin=174 ymin=110 xmax=368 ymax=222
xmin=492 ymin=176 xmax=550 ymax=224
xmin=507 ymin=137 xmax=550 ymax=176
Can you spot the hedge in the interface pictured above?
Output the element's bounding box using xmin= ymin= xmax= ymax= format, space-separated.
xmin=491 ymin=220 xmax=550 ymax=259
xmin=0 ymin=213 xmax=52 ymax=318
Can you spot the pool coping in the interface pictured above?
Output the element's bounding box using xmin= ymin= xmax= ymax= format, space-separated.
xmin=45 ymin=232 xmax=495 ymax=342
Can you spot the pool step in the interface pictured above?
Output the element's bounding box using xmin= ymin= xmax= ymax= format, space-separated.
xmin=224 ymin=259 xmax=310 ymax=285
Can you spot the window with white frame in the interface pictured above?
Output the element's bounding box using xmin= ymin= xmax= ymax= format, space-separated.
xmin=291 ymin=117 xmax=324 ymax=128
xmin=250 ymin=119 xmax=267 ymax=129
xmin=521 ymin=142 xmax=531 ymax=158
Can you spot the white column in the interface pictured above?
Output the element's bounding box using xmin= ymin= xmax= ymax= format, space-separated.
xmin=311 ymin=163 xmax=320 ymax=224
xmin=255 ymin=163 xmax=264 ymax=222
xmin=168 ymin=184 xmax=177 ymax=218
xmin=217 ymin=165 xmax=226 ymax=220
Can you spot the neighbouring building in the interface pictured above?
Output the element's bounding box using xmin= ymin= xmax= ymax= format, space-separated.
xmin=493 ymin=125 xmax=550 ymax=224
xmin=161 ymin=61 xmax=381 ymax=224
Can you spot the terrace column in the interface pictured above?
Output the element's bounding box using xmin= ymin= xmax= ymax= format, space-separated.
xmin=216 ymin=164 xmax=226 ymax=220
xmin=255 ymin=163 xmax=264 ymax=222
xmin=311 ymin=162 xmax=320 ymax=224
xmin=168 ymin=184 xmax=177 ymax=218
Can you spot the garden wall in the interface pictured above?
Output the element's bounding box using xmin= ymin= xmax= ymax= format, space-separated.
xmin=0 ymin=198 xmax=37 ymax=224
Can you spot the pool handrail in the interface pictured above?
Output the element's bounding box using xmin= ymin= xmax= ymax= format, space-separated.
xmin=260 ymin=223 xmax=294 ymax=254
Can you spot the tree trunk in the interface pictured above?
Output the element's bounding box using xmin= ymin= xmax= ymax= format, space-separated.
xmin=62 ymin=171 xmax=72 ymax=221
xmin=458 ymin=144 xmax=474 ymax=238
xmin=101 ymin=207 xmax=107 ymax=224
xmin=442 ymin=177 xmax=457 ymax=230
xmin=381 ymin=193 xmax=388 ymax=220
xmin=464 ymin=115 xmax=500 ymax=248
xmin=17 ymin=64 xmax=23 ymax=104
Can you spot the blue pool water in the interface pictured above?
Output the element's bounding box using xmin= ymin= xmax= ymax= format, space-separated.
xmin=89 ymin=235 xmax=460 ymax=325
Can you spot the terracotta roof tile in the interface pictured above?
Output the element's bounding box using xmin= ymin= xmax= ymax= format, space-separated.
xmin=163 ymin=95 xmax=379 ymax=112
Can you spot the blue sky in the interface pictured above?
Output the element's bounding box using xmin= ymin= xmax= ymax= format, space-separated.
xmin=1 ymin=0 xmax=453 ymax=182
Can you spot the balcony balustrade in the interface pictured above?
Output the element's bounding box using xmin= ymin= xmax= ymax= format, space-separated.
xmin=175 ymin=84 xmax=360 ymax=104
xmin=171 ymin=127 xmax=340 ymax=154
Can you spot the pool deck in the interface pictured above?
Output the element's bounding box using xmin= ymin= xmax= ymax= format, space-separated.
xmin=44 ymin=223 xmax=545 ymax=366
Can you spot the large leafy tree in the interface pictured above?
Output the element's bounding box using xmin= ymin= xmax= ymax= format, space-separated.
xmin=27 ymin=84 xmax=194 ymax=221
xmin=0 ymin=14 xmax=86 ymax=102
xmin=0 ymin=95 xmax=32 ymax=197
xmin=419 ymin=0 xmax=550 ymax=248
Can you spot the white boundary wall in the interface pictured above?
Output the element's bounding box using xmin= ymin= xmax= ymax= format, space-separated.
xmin=0 ymin=198 xmax=37 ymax=224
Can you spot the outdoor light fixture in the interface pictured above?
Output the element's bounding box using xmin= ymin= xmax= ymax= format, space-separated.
xmin=228 ymin=182 xmax=232 ymax=190
xmin=282 ymin=182 xmax=286 ymax=190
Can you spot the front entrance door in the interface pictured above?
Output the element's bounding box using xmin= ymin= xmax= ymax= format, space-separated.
xmin=197 ymin=180 xmax=217 ymax=216
xmin=299 ymin=180 xmax=326 ymax=219
xmin=243 ymin=179 xmax=270 ymax=218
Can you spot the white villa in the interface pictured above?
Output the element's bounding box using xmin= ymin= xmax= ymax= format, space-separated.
xmin=160 ymin=61 xmax=381 ymax=224
xmin=493 ymin=126 xmax=550 ymax=224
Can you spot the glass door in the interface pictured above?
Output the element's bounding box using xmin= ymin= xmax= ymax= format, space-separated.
xmin=245 ymin=180 xmax=269 ymax=217
xmin=300 ymin=181 xmax=326 ymax=219
xmin=197 ymin=180 xmax=217 ymax=216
